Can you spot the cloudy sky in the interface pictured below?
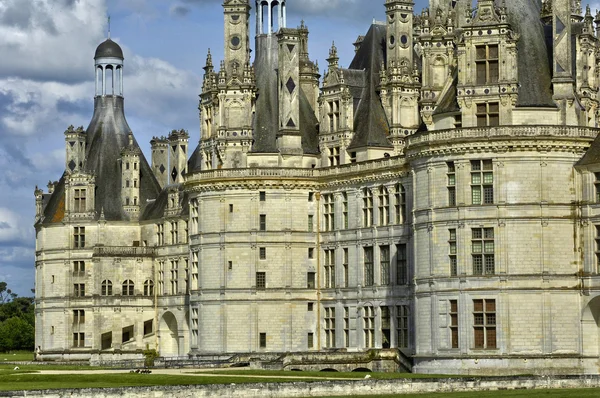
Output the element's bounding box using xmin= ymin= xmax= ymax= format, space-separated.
xmin=0 ymin=0 xmax=598 ymax=297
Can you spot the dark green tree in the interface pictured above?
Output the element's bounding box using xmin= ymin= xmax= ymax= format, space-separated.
xmin=0 ymin=282 xmax=35 ymax=352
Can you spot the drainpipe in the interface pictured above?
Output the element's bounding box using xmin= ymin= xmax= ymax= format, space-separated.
xmin=316 ymin=192 xmax=322 ymax=351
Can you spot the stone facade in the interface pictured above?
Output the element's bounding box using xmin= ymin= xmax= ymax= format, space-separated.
xmin=33 ymin=0 xmax=600 ymax=375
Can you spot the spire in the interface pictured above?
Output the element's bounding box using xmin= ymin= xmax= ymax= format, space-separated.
xmin=108 ymin=15 xmax=111 ymax=39
xmin=327 ymin=42 xmax=339 ymax=68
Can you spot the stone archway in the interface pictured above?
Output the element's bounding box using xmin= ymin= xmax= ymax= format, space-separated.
xmin=581 ymin=296 xmax=600 ymax=357
xmin=159 ymin=311 xmax=179 ymax=357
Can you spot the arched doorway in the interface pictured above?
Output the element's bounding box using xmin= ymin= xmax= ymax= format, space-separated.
xmin=581 ymin=296 xmax=600 ymax=356
xmin=159 ymin=312 xmax=179 ymax=357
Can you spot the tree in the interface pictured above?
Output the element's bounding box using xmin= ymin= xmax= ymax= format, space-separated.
xmin=0 ymin=317 xmax=34 ymax=352
xmin=0 ymin=282 xmax=17 ymax=304
xmin=0 ymin=282 xmax=35 ymax=352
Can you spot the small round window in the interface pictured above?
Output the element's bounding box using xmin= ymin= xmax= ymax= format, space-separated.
xmin=230 ymin=35 xmax=241 ymax=48
xmin=390 ymin=35 xmax=396 ymax=46
xmin=400 ymin=35 xmax=409 ymax=48
xmin=231 ymin=14 xmax=241 ymax=24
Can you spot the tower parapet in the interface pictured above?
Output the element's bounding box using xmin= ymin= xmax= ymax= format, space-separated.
xmin=151 ymin=136 xmax=169 ymax=189
xmin=64 ymin=125 xmax=86 ymax=172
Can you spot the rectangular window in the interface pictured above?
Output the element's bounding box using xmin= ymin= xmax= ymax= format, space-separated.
xmin=342 ymin=192 xmax=349 ymax=229
xmin=144 ymin=320 xmax=153 ymax=336
xmin=192 ymin=251 xmax=199 ymax=290
xmin=476 ymin=102 xmax=500 ymax=127
xmin=73 ymin=332 xmax=85 ymax=348
xmin=475 ymin=44 xmax=499 ymax=84
xmin=395 ymin=184 xmax=406 ymax=224
xmin=596 ymin=225 xmax=600 ymax=273
xmin=259 ymin=332 xmax=267 ymax=348
xmin=447 ymin=162 xmax=456 ymax=206
xmin=595 ymin=173 xmax=600 ymax=203
xmin=73 ymin=283 xmax=85 ymax=297
xmin=73 ymin=261 xmax=85 ymax=276
xmin=170 ymin=221 xmax=178 ymax=244
xmin=473 ymin=299 xmax=497 ymax=349
xmin=378 ymin=186 xmax=390 ymax=226
xmin=344 ymin=306 xmax=350 ymax=348
xmin=382 ymin=306 xmax=391 ymax=348
xmin=449 ymin=229 xmax=458 ymax=276
xmin=259 ymin=191 xmax=266 ymax=201
xmin=450 ymin=300 xmax=459 ymax=349
xmin=308 ymin=215 xmax=314 ymax=232
xmin=343 ymin=248 xmax=349 ymax=288
xmin=170 ymin=260 xmax=178 ymax=295
xmin=308 ymin=247 xmax=315 ymax=259
xmin=308 ymin=302 xmax=314 ymax=311
xmin=259 ymin=247 xmax=267 ymax=260
xmin=307 ymin=272 xmax=316 ymax=289
xmin=380 ymin=245 xmax=390 ymax=285
xmin=397 ymin=243 xmax=408 ymax=285
xmin=324 ymin=249 xmax=335 ymax=288
xmin=158 ymin=261 xmax=164 ymax=295
xmin=325 ymin=307 xmax=336 ymax=348
xmin=308 ymin=332 xmax=314 ymax=349
xmin=156 ymin=223 xmax=164 ymax=245
xmin=328 ymin=146 xmax=341 ymax=166
xmin=74 ymin=227 xmax=85 ymax=248
xmin=472 ymin=227 xmax=495 ymax=275
xmin=101 ymin=332 xmax=111 ymax=350
xmin=363 ymin=189 xmax=373 ymax=227
xmin=260 ymin=214 xmax=266 ymax=231
xmin=122 ymin=325 xmax=134 ymax=343
xmin=74 ymin=189 xmax=86 ymax=212
xmin=183 ymin=221 xmax=189 ymax=243
xmin=471 ymin=160 xmax=493 ymax=205
xmin=397 ymin=305 xmax=409 ymax=348
xmin=73 ymin=309 xmax=85 ymax=325
xmin=323 ymin=194 xmax=335 ymax=231
xmin=228 ymin=261 xmax=233 ymax=270
xmin=191 ymin=199 xmax=199 ymax=234
xmin=308 ymin=192 xmax=314 ymax=202
xmin=328 ymin=100 xmax=340 ymax=134
xmin=363 ymin=246 xmax=374 ymax=286
xmin=229 ymin=204 xmax=234 ymax=213
xmin=363 ymin=306 xmax=375 ymax=348
xmin=256 ymin=272 xmax=266 ymax=290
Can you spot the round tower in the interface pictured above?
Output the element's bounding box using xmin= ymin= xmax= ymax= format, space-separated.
xmin=94 ymin=39 xmax=124 ymax=97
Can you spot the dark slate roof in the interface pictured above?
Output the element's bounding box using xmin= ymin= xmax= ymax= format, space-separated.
xmin=299 ymin=89 xmax=320 ymax=154
xmin=576 ymin=134 xmax=600 ymax=167
xmin=37 ymin=176 xmax=66 ymax=226
xmin=187 ymin=143 xmax=202 ymax=173
xmin=433 ymin=72 xmax=459 ymax=115
xmin=252 ymin=33 xmax=322 ymax=155
xmin=347 ymin=24 xmax=392 ymax=150
xmin=252 ymin=35 xmax=279 ymax=153
xmin=84 ymin=96 xmax=161 ymax=221
xmin=502 ymin=0 xmax=555 ymax=107
xmin=141 ymin=185 xmax=190 ymax=221
xmin=95 ymin=39 xmax=124 ymax=60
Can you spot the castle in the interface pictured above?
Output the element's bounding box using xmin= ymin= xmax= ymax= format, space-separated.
xmin=33 ymin=0 xmax=600 ymax=374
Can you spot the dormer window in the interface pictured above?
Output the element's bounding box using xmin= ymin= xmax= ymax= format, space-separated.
xmin=476 ymin=45 xmax=499 ymax=84
xmin=329 ymin=147 xmax=340 ymax=166
xmin=74 ymin=189 xmax=86 ymax=212
xmin=328 ymin=100 xmax=340 ymax=132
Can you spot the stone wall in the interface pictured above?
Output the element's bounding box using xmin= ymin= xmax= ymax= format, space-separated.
xmin=3 ymin=375 xmax=600 ymax=398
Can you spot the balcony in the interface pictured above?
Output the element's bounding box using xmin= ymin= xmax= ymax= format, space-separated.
xmin=93 ymin=246 xmax=156 ymax=258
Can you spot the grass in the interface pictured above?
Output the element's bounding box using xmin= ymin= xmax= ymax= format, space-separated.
xmin=0 ymin=373 xmax=315 ymax=391
xmin=0 ymin=351 xmax=34 ymax=362
xmin=0 ymin=363 xmax=103 ymax=371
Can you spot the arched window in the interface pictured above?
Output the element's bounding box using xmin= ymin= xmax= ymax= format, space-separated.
xmin=122 ymin=280 xmax=134 ymax=296
xmin=395 ymin=183 xmax=407 ymax=224
xmin=101 ymin=280 xmax=113 ymax=296
xmin=144 ymin=280 xmax=154 ymax=296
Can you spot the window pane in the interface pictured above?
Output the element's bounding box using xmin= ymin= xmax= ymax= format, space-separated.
xmin=483 ymin=172 xmax=493 ymax=184
xmin=472 ymin=229 xmax=482 ymax=239
xmin=474 ymin=328 xmax=484 ymax=348
xmin=484 ymin=241 xmax=494 ymax=253
xmin=489 ymin=61 xmax=499 ymax=83
xmin=488 ymin=45 xmax=499 ymax=59
xmin=476 ymin=46 xmax=486 ymax=60
xmin=471 ymin=173 xmax=481 ymax=184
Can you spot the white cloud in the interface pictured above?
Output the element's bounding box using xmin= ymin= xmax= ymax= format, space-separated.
xmin=0 ymin=0 xmax=107 ymax=83
xmin=0 ymin=208 xmax=31 ymax=244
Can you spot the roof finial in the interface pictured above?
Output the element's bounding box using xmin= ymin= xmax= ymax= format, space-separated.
xmin=108 ymin=15 xmax=111 ymax=39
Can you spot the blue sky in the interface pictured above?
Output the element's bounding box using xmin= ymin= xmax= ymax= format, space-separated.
xmin=0 ymin=0 xmax=593 ymax=297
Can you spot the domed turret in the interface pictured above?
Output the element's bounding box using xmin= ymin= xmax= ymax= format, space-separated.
xmin=94 ymin=39 xmax=124 ymax=60
xmin=94 ymin=39 xmax=124 ymax=97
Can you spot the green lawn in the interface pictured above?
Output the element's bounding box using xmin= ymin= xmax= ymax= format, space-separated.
xmin=0 ymin=351 xmax=34 ymax=362
xmin=0 ymin=373 xmax=313 ymax=391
